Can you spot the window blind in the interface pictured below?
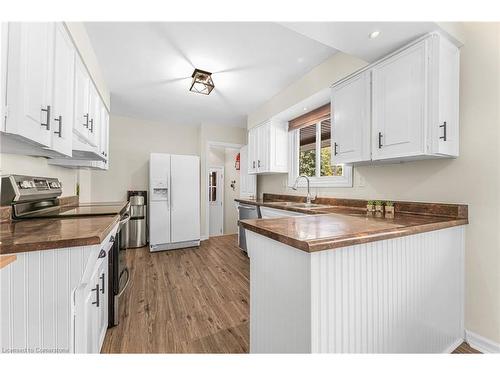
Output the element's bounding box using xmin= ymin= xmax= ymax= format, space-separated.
xmin=288 ymin=103 xmax=330 ymax=132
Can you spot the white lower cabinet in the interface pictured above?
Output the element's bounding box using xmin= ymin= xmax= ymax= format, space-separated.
xmin=74 ymin=249 xmax=109 ymax=353
xmin=260 ymin=207 xmax=305 ymax=219
xmin=0 ymin=224 xmax=117 ymax=354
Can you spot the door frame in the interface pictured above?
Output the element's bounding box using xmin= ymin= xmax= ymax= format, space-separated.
xmin=208 ymin=165 xmax=225 ymax=237
xmin=205 ymin=141 xmax=244 ymax=240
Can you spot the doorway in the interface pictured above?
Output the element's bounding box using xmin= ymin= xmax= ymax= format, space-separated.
xmin=208 ymin=166 xmax=224 ymax=236
xmin=206 ymin=142 xmax=243 ymax=238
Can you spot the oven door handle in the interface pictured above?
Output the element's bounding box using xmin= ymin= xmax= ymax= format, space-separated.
xmin=117 ymin=267 xmax=130 ymax=298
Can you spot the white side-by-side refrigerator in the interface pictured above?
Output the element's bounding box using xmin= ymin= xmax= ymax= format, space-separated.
xmin=149 ymin=153 xmax=200 ymax=252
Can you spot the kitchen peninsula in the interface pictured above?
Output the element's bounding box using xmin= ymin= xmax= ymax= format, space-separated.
xmin=238 ymin=194 xmax=468 ymax=353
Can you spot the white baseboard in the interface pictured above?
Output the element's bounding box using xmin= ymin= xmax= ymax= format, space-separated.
xmin=200 ymin=234 xmax=209 ymax=241
xmin=465 ymin=330 xmax=500 ymax=353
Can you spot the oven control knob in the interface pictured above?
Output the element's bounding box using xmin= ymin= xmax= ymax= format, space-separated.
xmin=20 ymin=180 xmax=31 ymax=189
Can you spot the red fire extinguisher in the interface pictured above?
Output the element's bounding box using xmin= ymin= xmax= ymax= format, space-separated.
xmin=235 ymin=152 xmax=240 ymax=170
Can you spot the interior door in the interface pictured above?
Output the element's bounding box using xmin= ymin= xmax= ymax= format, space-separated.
xmin=50 ymin=23 xmax=75 ymax=156
xmin=170 ymin=155 xmax=200 ymax=243
xmin=149 ymin=153 xmax=171 ymax=246
xmin=331 ymin=71 xmax=371 ymax=164
xmin=6 ymin=22 xmax=53 ymax=146
xmin=372 ymin=40 xmax=427 ymax=160
xmin=208 ymin=166 xmax=224 ymax=236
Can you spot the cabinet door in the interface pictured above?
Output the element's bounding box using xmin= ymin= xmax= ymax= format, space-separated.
xmin=74 ymin=259 xmax=101 ymax=353
xmin=239 ymin=145 xmax=256 ymax=198
xmin=5 ymin=22 xmax=54 ymax=146
xmin=99 ymin=104 xmax=109 ymax=160
xmin=331 ymin=71 xmax=371 ymax=164
xmin=247 ymin=128 xmax=258 ymax=174
xmin=50 ymin=23 xmax=75 ymax=156
xmin=435 ymin=36 xmax=460 ymax=157
xmin=372 ymin=40 xmax=427 ymax=160
xmin=96 ymin=254 xmax=108 ymax=351
xmin=73 ymin=55 xmax=91 ymax=141
xmin=87 ymin=84 xmax=100 ymax=147
xmin=256 ymin=122 xmax=269 ymax=172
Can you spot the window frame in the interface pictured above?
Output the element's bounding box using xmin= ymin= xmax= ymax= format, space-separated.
xmin=287 ymin=120 xmax=353 ymax=188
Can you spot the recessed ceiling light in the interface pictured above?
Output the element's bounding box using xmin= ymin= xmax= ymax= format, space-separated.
xmin=189 ymin=69 xmax=215 ymax=95
xmin=297 ymin=57 xmax=305 ymax=63
xmin=369 ymin=31 xmax=381 ymax=39
xmin=303 ymin=107 xmax=308 ymax=111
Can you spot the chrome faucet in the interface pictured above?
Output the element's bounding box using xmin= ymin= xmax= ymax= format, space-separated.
xmin=292 ymin=175 xmax=315 ymax=204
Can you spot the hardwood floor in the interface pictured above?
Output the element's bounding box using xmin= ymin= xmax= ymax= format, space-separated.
xmin=101 ymin=234 xmax=249 ymax=353
xmin=452 ymin=342 xmax=481 ymax=354
xmin=101 ymin=234 xmax=479 ymax=354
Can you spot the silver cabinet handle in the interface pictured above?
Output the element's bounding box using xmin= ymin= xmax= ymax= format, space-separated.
xmin=258 ymin=160 xmax=261 ymax=168
xmin=252 ymin=161 xmax=255 ymax=169
xmin=91 ymin=284 xmax=100 ymax=307
xmin=100 ymin=273 xmax=105 ymax=294
xmin=54 ymin=116 xmax=62 ymax=137
xmin=334 ymin=142 xmax=338 ymax=156
xmin=89 ymin=118 xmax=94 ymax=133
xmin=83 ymin=113 xmax=89 ymax=128
xmin=378 ymin=132 xmax=383 ymax=149
xmin=41 ymin=105 xmax=51 ymax=130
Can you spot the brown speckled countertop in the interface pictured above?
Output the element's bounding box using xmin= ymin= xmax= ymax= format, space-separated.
xmin=0 ymin=200 xmax=127 ymax=255
xmin=237 ymin=194 xmax=468 ymax=252
xmin=0 ymin=215 xmax=120 ymax=254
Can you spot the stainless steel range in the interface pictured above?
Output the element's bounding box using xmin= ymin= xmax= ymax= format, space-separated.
xmin=1 ymin=174 xmax=131 ymax=327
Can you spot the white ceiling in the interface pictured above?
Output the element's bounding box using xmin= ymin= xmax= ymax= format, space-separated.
xmin=84 ymin=22 xmax=337 ymax=127
xmin=280 ymin=22 xmax=443 ymax=62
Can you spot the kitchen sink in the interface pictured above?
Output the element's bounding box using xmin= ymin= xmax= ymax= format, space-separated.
xmin=270 ymin=202 xmax=329 ymax=209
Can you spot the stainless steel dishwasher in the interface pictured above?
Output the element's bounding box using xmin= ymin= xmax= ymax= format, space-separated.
xmin=237 ymin=202 xmax=260 ymax=253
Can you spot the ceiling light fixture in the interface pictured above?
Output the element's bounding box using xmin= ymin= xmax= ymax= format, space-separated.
xmin=189 ymin=69 xmax=215 ymax=95
xmin=369 ymin=31 xmax=381 ymax=39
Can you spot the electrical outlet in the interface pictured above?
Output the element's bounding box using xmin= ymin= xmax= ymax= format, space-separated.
xmin=358 ymin=174 xmax=366 ymax=188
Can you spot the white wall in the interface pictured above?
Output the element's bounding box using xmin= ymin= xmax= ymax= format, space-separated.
xmin=90 ymin=115 xmax=199 ymax=202
xmin=247 ymin=23 xmax=500 ymax=345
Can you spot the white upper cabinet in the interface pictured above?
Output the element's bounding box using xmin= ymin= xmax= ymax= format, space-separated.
xmin=1 ymin=22 xmax=110 ymax=166
xmin=4 ymin=23 xmax=54 ymax=147
xmin=330 ymin=71 xmax=371 ymax=164
xmin=432 ymin=35 xmax=460 ymax=157
xmin=372 ymin=40 xmax=427 ymax=160
xmin=50 ymin=23 xmax=75 ymax=157
xmin=248 ymin=119 xmax=287 ymax=175
xmin=73 ymin=55 xmax=91 ymax=142
xmin=330 ymin=32 xmax=460 ymax=165
xmin=87 ymin=84 xmax=100 ymax=148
